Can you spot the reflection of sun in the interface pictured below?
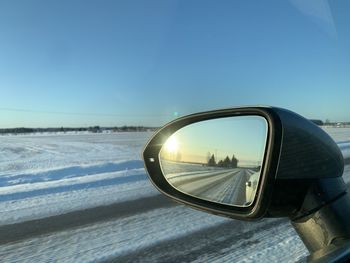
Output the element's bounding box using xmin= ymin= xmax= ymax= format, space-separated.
xmin=164 ymin=135 xmax=179 ymax=153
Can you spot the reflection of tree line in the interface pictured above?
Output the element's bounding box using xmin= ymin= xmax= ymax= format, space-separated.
xmin=207 ymin=154 xmax=238 ymax=168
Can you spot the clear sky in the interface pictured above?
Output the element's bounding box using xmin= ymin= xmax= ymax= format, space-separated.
xmin=0 ymin=0 xmax=349 ymax=128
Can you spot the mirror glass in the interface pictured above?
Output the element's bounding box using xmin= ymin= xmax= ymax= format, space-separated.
xmin=159 ymin=116 xmax=268 ymax=207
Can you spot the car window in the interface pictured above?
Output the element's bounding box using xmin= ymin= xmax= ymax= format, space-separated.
xmin=1 ymin=1 xmax=350 ymax=262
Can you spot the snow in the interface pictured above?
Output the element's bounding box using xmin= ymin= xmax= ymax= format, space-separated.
xmin=0 ymin=128 xmax=348 ymax=224
xmin=0 ymin=132 xmax=148 ymax=176
xmin=0 ymin=127 xmax=349 ymax=262
xmin=0 ymin=208 xmax=310 ymax=263
xmin=0 ymin=206 xmax=228 ymax=263
xmin=0 ymin=132 xmax=156 ymax=224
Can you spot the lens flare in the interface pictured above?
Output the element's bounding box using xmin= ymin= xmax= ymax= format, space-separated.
xmin=165 ymin=135 xmax=179 ymax=154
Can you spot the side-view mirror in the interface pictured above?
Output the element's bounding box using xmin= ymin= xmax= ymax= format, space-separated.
xmin=143 ymin=106 xmax=350 ymax=262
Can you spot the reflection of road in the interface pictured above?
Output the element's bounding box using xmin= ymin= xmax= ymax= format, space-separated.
xmin=167 ymin=168 xmax=255 ymax=206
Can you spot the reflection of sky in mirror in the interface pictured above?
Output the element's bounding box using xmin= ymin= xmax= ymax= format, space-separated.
xmin=162 ymin=116 xmax=268 ymax=167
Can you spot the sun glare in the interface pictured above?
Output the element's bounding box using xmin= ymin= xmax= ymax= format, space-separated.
xmin=165 ymin=135 xmax=179 ymax=153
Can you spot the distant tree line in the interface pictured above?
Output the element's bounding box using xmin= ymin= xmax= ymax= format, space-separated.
xmin=0 ymin=126 xmax=158 ymax=135
xmin=207 ymin=154 xmax=238 ymax=168
xmin=108 ymin=126 xmax=158 ymax=132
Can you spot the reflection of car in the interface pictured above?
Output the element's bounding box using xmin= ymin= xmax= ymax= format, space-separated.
xmin=245 ymin=171 xmax=259 ymax=205
xmin=144 ymin=106 xmax=350 ymax=263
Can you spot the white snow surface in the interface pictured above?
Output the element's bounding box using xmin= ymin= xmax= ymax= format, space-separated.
xmin=0 ymin=128 xmax=349 ymax=262
xmin=0 ymin=128 xmax=348 ymax=224
xmin=0 ymin=132 xmax=157 ymax=224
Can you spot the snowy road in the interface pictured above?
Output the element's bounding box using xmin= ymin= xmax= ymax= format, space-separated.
xmin=0 ymin=128 xmax=350 ymax=262
xmin=167 ymin=168 xmax=255 ymax=206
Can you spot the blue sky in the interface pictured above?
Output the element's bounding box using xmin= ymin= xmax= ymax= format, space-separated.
xmin=0 ymin=0 xmax=349 ymax=128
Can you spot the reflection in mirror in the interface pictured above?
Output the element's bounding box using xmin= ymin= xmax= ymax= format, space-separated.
xmin=159 ymin=116 xmax=268 ymax=207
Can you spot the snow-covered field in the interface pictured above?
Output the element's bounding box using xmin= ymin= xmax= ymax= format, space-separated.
xmin=0 ymin=127 xmax=349 ymax=262
xmin=0 ymin=132 xmax=156 ymax=224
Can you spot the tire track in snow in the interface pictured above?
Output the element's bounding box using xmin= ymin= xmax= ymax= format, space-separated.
xmin=0 ymin=172 xmax=147 ymax=202
xmin=0 ymin=160 xmax=144 ymax=185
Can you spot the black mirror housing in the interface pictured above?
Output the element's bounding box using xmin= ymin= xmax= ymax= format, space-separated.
xmin=143 ymin=106 xmax=344 ymax=220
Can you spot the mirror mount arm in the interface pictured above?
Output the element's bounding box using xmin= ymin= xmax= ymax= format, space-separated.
xmin=290 ymin=177 xmax=350 ymax=261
